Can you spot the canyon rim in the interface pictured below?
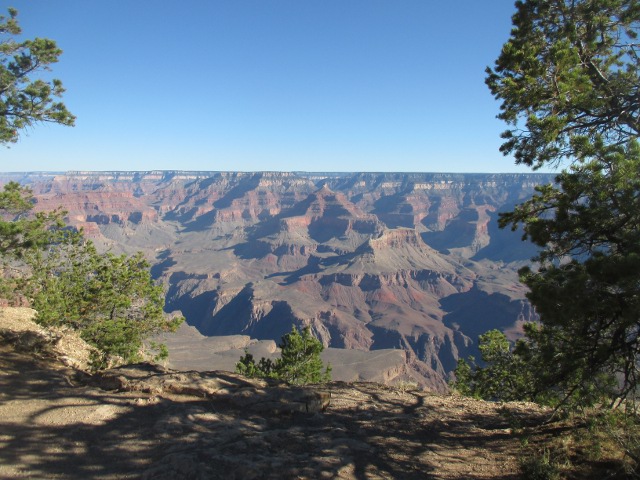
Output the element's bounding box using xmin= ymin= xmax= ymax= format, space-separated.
xmin=2 ymin=170 xmax=554 ymax=390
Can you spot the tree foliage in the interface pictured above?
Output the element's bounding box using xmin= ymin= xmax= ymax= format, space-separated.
xmin=235 ymin=325 xmax=331 ymax=385
xmin=0 ymin=182 xmax=182 ymax=368
xmin=0 ymin=8 xmax=75 ymax=145
xmin=24 ymin=242 xmax=182 ymax=366
xmin=452 ymin=327 xmax=616 ymax=407
xmin=452 ymin=330 xmax=538 ymax=402
xmin=0 ymin=10 xmax=177 ymax=368
xmin=487 ymin=0 xmax=639 ymax=169
xmin=483 ymin=0 xmax=640 ymax=407
xmin=0 ymin=182 xmax=66 ymax=258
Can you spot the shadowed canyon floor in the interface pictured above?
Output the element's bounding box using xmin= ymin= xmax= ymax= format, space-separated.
xmin=0 ymin=171 xmax=554 ymax=389
xmin=0 ymin=308 xmax=551 ymax=479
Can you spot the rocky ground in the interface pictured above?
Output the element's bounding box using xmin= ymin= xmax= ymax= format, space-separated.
xmin=0 ymin=307 xmax=601 ymax=479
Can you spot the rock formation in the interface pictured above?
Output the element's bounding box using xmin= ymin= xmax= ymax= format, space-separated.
xmin=1 ymin=171 xmax=553 ymax=390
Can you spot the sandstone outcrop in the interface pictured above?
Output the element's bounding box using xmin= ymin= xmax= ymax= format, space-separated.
xmin=1 ymin=171 xmax=552 ymax=390
xmin=0 ymin=307 xmax=97 ymax=372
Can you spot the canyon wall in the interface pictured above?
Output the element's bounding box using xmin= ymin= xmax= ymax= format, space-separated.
xmin=1 ymin=171 xmax=554 ymax=390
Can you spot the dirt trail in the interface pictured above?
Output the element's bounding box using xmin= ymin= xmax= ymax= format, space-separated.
xmin=0 ymin=308 xmax=546 ymax=479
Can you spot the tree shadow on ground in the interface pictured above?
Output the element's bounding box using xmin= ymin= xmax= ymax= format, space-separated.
xmin=1 ymin=348 xmax=539 ymax=479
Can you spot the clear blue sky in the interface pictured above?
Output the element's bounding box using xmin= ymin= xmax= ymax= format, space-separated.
xmin=2 ymin=1 xmax=540 ymax=173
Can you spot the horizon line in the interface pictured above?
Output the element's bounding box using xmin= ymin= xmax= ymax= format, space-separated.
xmin=0 ymin=170 xmax=555 ymax=176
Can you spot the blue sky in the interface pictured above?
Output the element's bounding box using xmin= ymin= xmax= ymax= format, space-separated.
xmin=1 ymin=1 xmax=541 ymax=173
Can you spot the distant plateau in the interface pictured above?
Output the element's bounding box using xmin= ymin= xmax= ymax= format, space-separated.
xmin=0 ymin=170 xmax=555 ymax=390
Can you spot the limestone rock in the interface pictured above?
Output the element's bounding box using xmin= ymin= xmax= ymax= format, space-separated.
xmin=0 ymin=307 xmax=97 ymax=372
xmin=94 ymin=363 xmax=331 ymax=414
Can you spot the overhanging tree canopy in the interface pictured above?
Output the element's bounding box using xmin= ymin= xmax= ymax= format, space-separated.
xmin=0 ymin=8 xmax=75 ymax=145
xmin=487 ymin=0 xmax=639 ymax=169
xmin=486 ymin=0 xmax=640 ymax=404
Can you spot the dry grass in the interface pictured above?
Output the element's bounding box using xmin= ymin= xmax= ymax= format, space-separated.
xmin=514 ymin=410 xmax=640 ymax=479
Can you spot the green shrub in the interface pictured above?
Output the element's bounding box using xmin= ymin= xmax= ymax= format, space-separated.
xmin=0 ymin=182 xmax=182 ymax=368
xmin=451 ymin=329 xmax=537 ymax=402
xmin=520 ymin=449 xmax=560 ymax=480
xmin=236 ymin=325 xmax=331 ymax=385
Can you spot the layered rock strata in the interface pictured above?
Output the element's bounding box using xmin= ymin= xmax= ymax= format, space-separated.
xmin=0 ymin=171 xmax=552 ymax=389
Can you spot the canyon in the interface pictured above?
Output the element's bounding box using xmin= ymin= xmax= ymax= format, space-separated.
xmin=1 ymin=170 xmax=554 ymax=390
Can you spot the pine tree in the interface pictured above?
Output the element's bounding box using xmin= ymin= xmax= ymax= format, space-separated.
xmin=235 ymin=325 xmax=331 ymax=385
xmin=0 ymin=183 xmax=182 ymax=368
xmin=486 ymin=0 xmax=640 ymax=405
xmin=0 ymin=8 xmax=75 ymax=145
xmin=0 ymin=9 xmax=179 ymax=368
xmin=452 ymin=330 xmax=538 ymax=402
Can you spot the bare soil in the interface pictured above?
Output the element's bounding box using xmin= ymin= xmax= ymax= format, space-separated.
xmin=0 ymin=307 xmax=590 ymax=479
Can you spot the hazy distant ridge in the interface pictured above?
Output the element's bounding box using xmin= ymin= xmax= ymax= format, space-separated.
xmin=0 ymin=170 xmax=555 ymax=389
